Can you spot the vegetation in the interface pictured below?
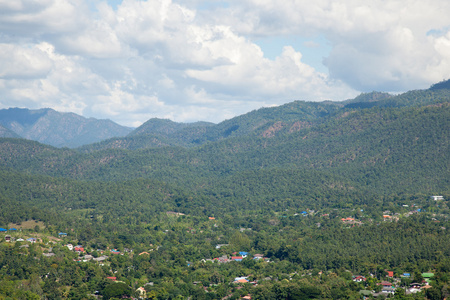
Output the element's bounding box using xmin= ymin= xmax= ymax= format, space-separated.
xmin=0 ymin=82 xmax=449 ymax=299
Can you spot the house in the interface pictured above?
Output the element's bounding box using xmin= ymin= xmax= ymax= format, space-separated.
xmin=83 ymin=255 xmax=93 ymax=261
xmin=58 ymin=232 xmax=67 ymax=237
xmin=239 ymin=251 xmax=248 ymax=257
xmin=16 ymin=238 xmax=24 ymax=242
xmin=341 ymin=217 xmax=355 ymax=223
xmin=66 ymin=244 xmax=73 ymax=251
xmin=110 ymin=249 xmax=121 ymax=255
xmin=0 ymin=228 xmax=7 ymax=232
xmin=215 ymin=244 xmax=229 ymax=249
xmin=107 ymin=277 xmax=117 ymax=281
xmin=214 ymin=255 xmax=229 ymax=263
xmin=136 ymin=287 xmax=147 ymax=299
xmin=378 ymin=281 xmax=392 ymax=287
xmin=5 ymin=235 xmax=11 ymax=242
xmin=422 ymin=273 xmax=434 ymax=284
xmin=359 ymin=290 xmax=372 ymax=297
xmin=430 ymin=196 xmax=444 ymax=201
xmin=27 ymin=238 xmax=37 ymax=243
xmin=386 ymin=271 xmax=394 ymax=277
xmin=407 ymin=288 xmax=421 ymax=294
xmin=242 ymin=295 xmax=251 ymax=300
xmin=74 ymin=246 xmax=85 ymax=252
xmin=166 ymin=211 xmax=185 ymax=216
xmin=209 ymin=217 xmax=215 ymax=220
xmin=234 ymin=276 xmax=249 ymax=283
xmin=93 ymin=256 xmax=108 ymax=262
xmin=381 ymin=287 xmax=396 ymax=294
xmin=231 ymin=256 xmax=243 ymax=262
xmin=422 ymin=273 xmax=434 ymax=279
xmin=353 ymin=275 xmax=366 ymax=282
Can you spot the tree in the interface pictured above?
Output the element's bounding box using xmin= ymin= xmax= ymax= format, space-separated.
xmin=102 ymin=282 xmax=131 ymax=300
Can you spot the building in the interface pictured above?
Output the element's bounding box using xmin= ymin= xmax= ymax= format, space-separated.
xmin=430 ymin=196 xmax=444 ymax=201
xmin=136 ymin=287 xmax=147 ymax=299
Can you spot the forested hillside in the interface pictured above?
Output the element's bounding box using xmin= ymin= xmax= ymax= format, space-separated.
xmin=0 ymin=83 xmax=449 ymax=299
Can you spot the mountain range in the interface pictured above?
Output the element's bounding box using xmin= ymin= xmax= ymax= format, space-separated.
xmin=1 ymin=80 xmax=449 ymax=151
xmin=0 ymin=81 xmax=448 ymax=208
xmin=0 ymin=108 xmax=132 ymax=148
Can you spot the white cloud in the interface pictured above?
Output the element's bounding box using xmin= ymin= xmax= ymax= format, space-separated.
xmin=215 ymin=0 xmax=450 ymax=91
xmin=0 ymin=43 xmax=53 ymax=78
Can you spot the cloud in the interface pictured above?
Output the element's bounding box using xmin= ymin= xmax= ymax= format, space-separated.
xmin=0 ymin=43 xmax=53 ymax=79
xmin=0 ymin=0 xmax=449 ymax=127
xmin=214 ymin=0 xmax=450 ymax=91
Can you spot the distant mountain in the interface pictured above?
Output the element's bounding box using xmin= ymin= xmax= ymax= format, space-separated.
xmin=128 ymin=118 xmax=214 ymax=137
xmin=79 ymin=101 xmax=345 ymax=152
xmin=0 ymin=108 xmax=133 ymax=148
xmin=80 ymin=81 xmax=450 ymax=152
xmin=0 ymin=123 xmax=21 ymax=138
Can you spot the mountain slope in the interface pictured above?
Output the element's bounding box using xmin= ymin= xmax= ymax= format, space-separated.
xmin=0 ymin=101 xmax=448 ymax=198
xmin=0 ymin=108 xmax=133 ymax=148
xmin=79 ymin=100 xmax=344 ymax=152
xmin=79 ymin=82 xmax=450 ymax=152
xmin=0 ymin=124 xmax=21 ymax=138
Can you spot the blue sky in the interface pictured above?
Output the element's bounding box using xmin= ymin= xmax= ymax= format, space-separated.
xmin=253 ymin=35 xmax=331 ymax=73
xmin=0 ymin=0 xmax=449 ymax=127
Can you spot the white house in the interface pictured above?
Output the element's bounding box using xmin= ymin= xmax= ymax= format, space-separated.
xmin=431 ymin=196 xmax=444 ymax=201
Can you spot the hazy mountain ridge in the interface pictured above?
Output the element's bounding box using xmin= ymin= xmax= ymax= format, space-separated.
xmin=0 ymin=123 xmax=20 ymax=138
xmin=0 ymin=107 xmax=133 ymax=148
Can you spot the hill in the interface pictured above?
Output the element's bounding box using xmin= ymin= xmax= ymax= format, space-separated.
xmin=80 ymin=83 xmax=450 ymax=152
xmin=0 ymin=96 xmax=448 ymax=207
xmin=0 ymin=108 xmax=132 ymax=148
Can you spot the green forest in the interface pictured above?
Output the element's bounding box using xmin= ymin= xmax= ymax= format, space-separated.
xmin=0 ymin=84 xmax=449 ymax=299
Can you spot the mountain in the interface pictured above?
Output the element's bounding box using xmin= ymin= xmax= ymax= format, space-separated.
xmin=79 ymin=101 xmax=345 ymax=152
xmin=0 ymin=123 xmax=21 ymax=138
xmin=0 ymin=81 xmax=448 ymax=214
xmin=0 ymin=86 xmax=448 ymax=199
xmin=79 ymin=82 xmax=450 ymax=152
xmin=0 ymin=108 xmax=133 ymax=148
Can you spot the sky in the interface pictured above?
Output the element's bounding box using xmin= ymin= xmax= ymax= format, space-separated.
xmin=0 ymin=0 xmax=449 ymax=127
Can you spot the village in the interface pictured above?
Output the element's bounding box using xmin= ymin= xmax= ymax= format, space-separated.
xmin=0 ymin=196 xmax=447 ymax=299
xmin=0 ymin=223 xmax=441 ymax=300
